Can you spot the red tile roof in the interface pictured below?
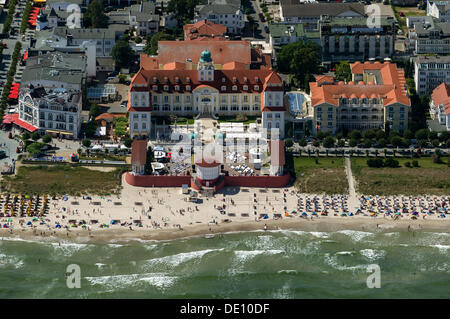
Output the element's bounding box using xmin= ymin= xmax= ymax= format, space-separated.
xmin=184 ymin=20 xmax=227 ymax=40
xmin=157 ymin=40 xmax=252 ymax=66
xmin=310 ymin=61 xmax=411 ymax=108
xmin=432 ymin=82 xmax=450 ymax=115
xmin=269 ymin=140 xmax=285 ymax=166
xmin=131 ymin=139 xmax=147 ymax=166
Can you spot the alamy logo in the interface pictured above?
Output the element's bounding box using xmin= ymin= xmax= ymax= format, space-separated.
xmin=366 ymin=264 xmax=381 ymax=288
xmin=366 ymin=4 xmax=381 ymax=29
xmin=66 ymin=264 xmax=81 ymax=288
xmin=66 ymin=4 xmax=81 ymax=29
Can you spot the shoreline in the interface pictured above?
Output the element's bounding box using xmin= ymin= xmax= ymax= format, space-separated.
xmin=1 ymin=217 xmax=449 ymax=244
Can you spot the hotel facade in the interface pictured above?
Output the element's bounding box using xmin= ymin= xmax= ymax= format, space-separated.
xmin=310 ymin=61 xmax=411 ymax=134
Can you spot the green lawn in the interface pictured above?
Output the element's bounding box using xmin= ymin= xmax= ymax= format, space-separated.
xmin=290 ymin=156 xmax=348 ymax=194
xmin=1 ymin=165 xmax=124 ymax=196
xmin=351 ymin=157 xmax=450 ymax=195
xmin=217 ymin=116 xmax=258 ymax=124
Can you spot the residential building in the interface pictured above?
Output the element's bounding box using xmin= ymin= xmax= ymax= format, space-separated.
xmin=310 ymin=61 xmax=411 ymax=134
xmin=430 ymin=82 xmax=450 ymax=130
xmin=68 ymin=28 xmax=116 ymax=57
xmin=18 ymin=86 xmax=83 ymax=138
xmin=194 ymin=0 xmax=244 ymax=34
xmin=409 ymin=17 xmax=450 ymax=55
xmin=184 ymin=19 xmax=227 ymax=40
xmin=128 ymin=0 xmax=160 ymax=36
xmin=279 ymin=1 xmax=365 ymax=28
xmin=414 ymin=55 xmax=450 ymax=96
xmin=128 ymin=48 xmax=286 ymax=138
xmin=131 ymin=139 xmax=148 ymax=175
xmin=268 ymin=23 xmax=320 ymax=51
xmin=319 ymin=16 xmax=396 ymax=63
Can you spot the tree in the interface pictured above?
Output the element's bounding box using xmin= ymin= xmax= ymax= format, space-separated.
xmin=285 ymin=138 xmax=294 ymax=148
xmin=439 ymin=131 xmax=450 ymax=142
xmin=412 ymin=160 xmax=419 ymax=167
xmin=323 ymin=136 xmax=335 ymax=148
xmin=418 ymin=139 xmax=427 ymax=148
xmin=377 ymin=138 xmax=387 ymax=148
xmin=337 ymin=139 xmax=345 ymax=148
xmin=144 ymin=32 xmax=176 ymax=56
xmin=429 ymin=131 xmax=438 ymax=141
xmin=277 ymin=40 xmax=321 ymax=87
xmin=432 ymin=139 xmax=440 ymax=148
xmin=335 ymin=61 xmax=351 ymax=82
xmin=27 ymin=142 xmax=44 ymax=155
xmin=31 ymin=131 xmax=40 ymax=141
xmin=89 ymin=103 xmax=101 ymax=120
xmin=349 ymin=138 xmax=358 ymax=147
xmin=404 ymin=161 xmax=411 ymax=168
xmin=313 ymin=140 xmax=320 ymax=147
xmin=166 ymin=0 xmax=199 ymax=27
xmin=135 ymin=36 xmax=142 ymax=44
xmin=42 ymin=134 xmax=52 ymax=144
xmin=118 ymin=74 xmax=127 ymax=84
xmin=82 ymin=138 xmax=91 ymax=148
xmin=384 ymin=157 xmax=399 ymax=168
xmin=124 ymin=137 xmax=133 ymax=148
xmin=298 ymin=138 xmax=307 ymax=147
xmin=85 ymin=121 xmax=98 ymax=138
xmin=350 ymin=130 xmax=361 ymax=141
xmin=415 ymin=128 xmax=429 ymax=141
xmin=367 ymin=158 xmax=383 ymax=168
xmin=84 ymin=0 xmax=108 ymax=28
xmin=111 ymin=40 xmax=134 ymax=69
xmin=363 ymin=139 xmax=372 ymax=148
xmin=22 ymin=132 xmax=30 ymax=141
xmin=391 ymin=136 xmax=403 ymax=148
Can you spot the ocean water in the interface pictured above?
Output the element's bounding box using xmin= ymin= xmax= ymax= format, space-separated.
xmin=0 ymin=229 xmax=449 ymax=298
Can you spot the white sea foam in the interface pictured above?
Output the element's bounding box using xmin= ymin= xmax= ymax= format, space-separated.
xmin=335 ymin=251 xmax=356 ymax=256
xmin=95 ymin=263 xmax=106 ymax=269
xmin=359 ymin=249 xmax=386 ymax=261
xmin=324 ymin=253 xmax=367 ymax=271
xmin=144 ymin=249 xmax=223 ymax=268
xmin=107 ymin=244 xmax=123 ymax=248
xmin=0 ymin=253 xmax=24 ymax=269
xmin=336 ymin=230 xmax=374 ymax=242
xmin=234 ymin=249 xmax=284 ymax=262
xmin=384 ymin=232 xmax=400 ymax=237
xmin=309 ymin=232 xmax=330 ymax=239
xmin=51 ymin=242 xmax=90 ymax=256
xmin=277 ymin=270 xmax=298 ymax=274
xmin=85 ymin=272 xmax=177 ymax=291
xmin=430 ymin=244 xmax=450 ymax=254
xmin=143 ymin=244 xmax=158 ymax=251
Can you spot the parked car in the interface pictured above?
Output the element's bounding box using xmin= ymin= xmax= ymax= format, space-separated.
xmin=120 ymin=100 xmax=128 ymax=107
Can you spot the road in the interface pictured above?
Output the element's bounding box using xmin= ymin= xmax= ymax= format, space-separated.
xmin=243 ymin=0 xmax=269 ymax=41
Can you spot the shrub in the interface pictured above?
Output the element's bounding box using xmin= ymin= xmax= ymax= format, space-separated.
xmin=42 ymin=134 xmax=52 ymax=144
xmin=313 ymin=140 xmax=320 ymax=147
xmin=322 ymin=136 xmax=335 ymax=148
xmin=404 ymin=161 xmax=411 ymax=168
xmin=31 ymin=131 xmax=40 ymax=141
xmin=412 ymin=160 xmax=419 ymax=167
xmin=349 ymin=139 xmax=358 ymax=147
xmin=367 ymin=158 xmax=384 ymax=168
xmin=82 ymin=138 xmax=91 ymax=148
xmin=298 ymin=138 xmax=307 ymax=147
xmin=384 ymin=157 xmax=399 ymax=168
xmin=285 ymin=138 xmax=293 ymax=148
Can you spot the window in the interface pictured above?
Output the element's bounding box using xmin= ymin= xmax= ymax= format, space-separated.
xmin=267 ymin=113 xmax=273 ymax=119
xmin=243 ymin=96 xmax=248 ymax=103
xmin=255 ymin=95 xmax=260 ymax=102
xmin=221 ymin=86 xmax=226 ymax=91
xmin=175 ymin=85 xmax=180 ymax=91
xmin=153 ymin=95 xmax=158 ymax=103
xmin=142 ymin=123 xmax=146 ymax=129
xmin=152 ymin=85 xmax=158 ymax=91
xmin=164 ymin=96 xmax=169 ymax=103
xmin=231 ymin=105 xmax=239 ymax=111
xmin=254 ymin=85 xmax=259 ymax=90
xmin=242 ymin=105 xmax=249 ymax=111
xmin=141 ymin=114 xmax=147 ymax=119
xmin=48 ymin=113 xmax=52 ymax=120
xmin=222 ymin=77 xmax=226 ymax=82
xmin=232 ymin=96 xmax=237 ymax=103
xmin=175 ymin=95 xmax=180 ymax=103
xmin=267 ymin=122 xmax=272 ymax=129
xmin=134 ymin=123 xmax=138 ymax=130
xmin=186 ymin=85 xmax=191 ymax=91
xmin=232 ymin=85 xmax=237 ymax=91
xmin=133 ymin=114 xmax=139 ymax=119
xmin=275 ymin=113 xmax=280 ymax=118
xmin=186 ymin=96 xmax=191 ymax=102
xmin=220 ymin=105 xmax=228 ymax=111
xmin=243 ymin=85 xmax=248 ymax=91
xmin=275 ymin=122 xmax=280 ymax=129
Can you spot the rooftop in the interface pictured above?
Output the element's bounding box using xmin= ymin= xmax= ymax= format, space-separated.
xmin=280 ymin=2 xmax=366 ymax=18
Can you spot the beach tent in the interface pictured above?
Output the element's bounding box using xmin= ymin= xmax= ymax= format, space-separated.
xmin=263 ymin=214 xmax=268 ymax=219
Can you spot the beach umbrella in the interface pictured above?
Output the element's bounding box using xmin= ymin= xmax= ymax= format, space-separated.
xmin=349 ymin=212 xmax=354 ymax=216
xmin=56 ymin=224 xmax=61 ymax=228
xmin=263 ymin=214 xmax=268 ymax=219
xmin=396 ymin=212 xmax=401 ymax=215
xmin=341 ymin=212 xmax=347 ymax=217
xmin=26 ymin=221 xmax=32 ymax=226
xmin=301 ymin=212 xmax=307 ymax=217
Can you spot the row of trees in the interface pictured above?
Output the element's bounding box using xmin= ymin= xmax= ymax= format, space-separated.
xmin=2 ymin=0 xmax=18 ymax=34
xmin=0 ymin=41 xmax=22 ymax=123
xmin=84 ymin=0 xmax=108 ymax=28
xmin=21 ymin=132 xmax=52 ymax=155
xmin=166 ymin=0 xmax=200 ymax=27
xmin=20 ymin=0 xmax=32 ymax=34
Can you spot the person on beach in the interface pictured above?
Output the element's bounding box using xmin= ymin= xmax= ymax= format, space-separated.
xmin=264 ymin=224 xmax=267 ymax=231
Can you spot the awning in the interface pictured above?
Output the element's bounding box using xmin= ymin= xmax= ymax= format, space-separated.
xmin=2 ymin=113 xmax=37 ymax=132
xmin=45 ymin=130 xmax=73 ymax=135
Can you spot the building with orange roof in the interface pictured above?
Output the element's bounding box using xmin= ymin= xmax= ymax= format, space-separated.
xmin=184 ymin=19 xmax=227 ymax=40
xmin=430 ymin=83 xmax=450 ymax=130
xmin=129 ymin=48 xmax=286 ymax=138
xmin=310 ymin=61 xmax=411 ymax=134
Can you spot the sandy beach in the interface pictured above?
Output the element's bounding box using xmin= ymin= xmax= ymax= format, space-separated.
xmin=0 ymin=174 xmax=449 ymax=243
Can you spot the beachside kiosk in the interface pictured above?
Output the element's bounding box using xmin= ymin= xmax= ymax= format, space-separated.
xmin=195 ymin=158 xmax=221 ymax=187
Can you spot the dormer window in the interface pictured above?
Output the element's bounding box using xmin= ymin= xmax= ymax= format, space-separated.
xmin=164 ymin=85 xmax=169 ymax=91
xmin=175 ymin=85 xmax=180 ymax=91
xmin=152 ymin=85 xmax=158 ymax=91
xmin=255 ymin=77 xmax=259 ymax=82
xmin=372 ymin=98 xmax=377 ymax=104
xmin=175 ymin=77 xmax=180 ymax=83
xmin=352 ymin=98 xmax=358 ymax=104
xmin=233 ymin=77 xmax=237 ymax=83
xmin=244 ymin=77 xmax=248 ymax=83
xmin=221 ymin=85 xmax=226 ymax=91
xmin=222 ymin=77 xmax=226 ymax=82
xmin=232 ymin=85 xmax=237 ymax=91
xmin=186 ymin=77 xmax=191 ymax=83
xmin=243 ymin=85 xmax=248 ymax=91
xmin=254 ymin=85 xmax=259 ymax=90
xmin=186 ymin=85 xmax=191 ymax=91
xmin=164 ymin=77 xmax=169 ymax=83
xmin=153 ymin=77 xmax=158 ymax=83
